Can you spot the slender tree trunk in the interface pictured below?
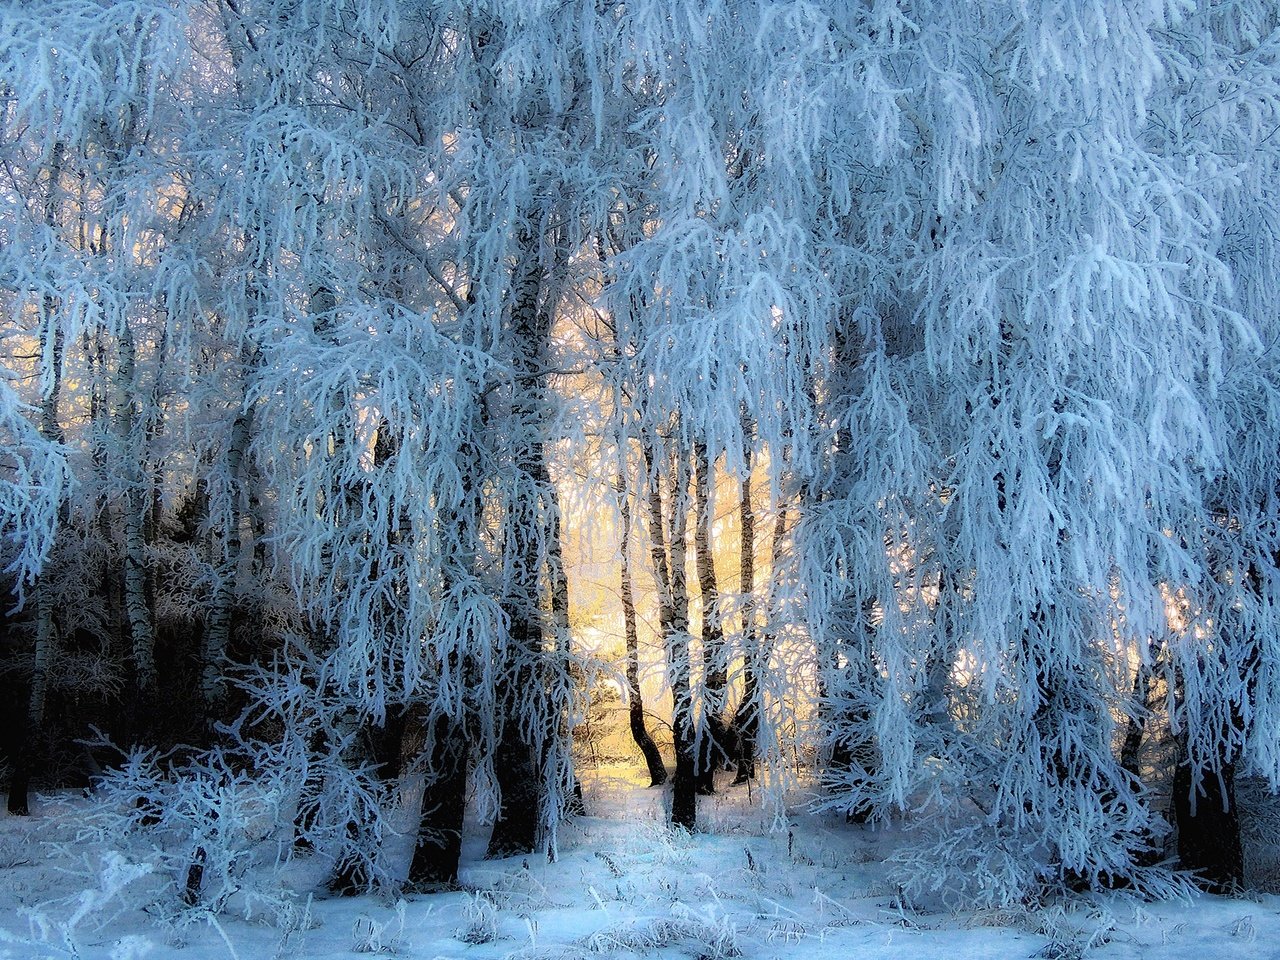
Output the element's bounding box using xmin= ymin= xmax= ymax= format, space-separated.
xmin=1120 ymin=639 xmax=1160 ymax=779
xmin=292 ymin=726 xmax=326 ymax=852
xmin=143 ymin=315 xmax=170 ymax=547
xmin=924 ymin=567 xmax=960 ymax=732
xmin=692 ymin=442 xmax=729 ymax=794
xmin=732 ymin=429 xmax=757 ymax=784
xmin=545 ymin=474 xmax=587 ymax=826
xmin=667 ymin=450 xmax=695 ymax=830
xmin=839 ymin=597 xmax=881 ymax=825
xmin=8 ymin=589 xmax=54 ymax=816
xmin=202 ymin=344 xmax=257 ymax=721
xmin=116 ymin=324 xmax=158 ymax=708
xmin=84 ymin=326 xmax=129 ymax=751
xmin=644 ymin=438 xmax=696 ymax=831
xmin=617 ymin=470 xmax=667 ymax=785
xmin=10 ymin=145 xmax=68 ymax=816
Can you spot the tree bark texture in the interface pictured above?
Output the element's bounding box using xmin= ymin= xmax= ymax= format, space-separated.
xmin=732 ymin=435 xmax=758 ymax=785
xmin=406 ymin=709 xmax=469 ymax=888
xmin=644 ymin=438 xmax=696 ymax=831
xmin=692 ymin=442 xmax=730 ymax=794
xmin=10 ymin=144 xmax=67 ymax=816
xmin=617 ymin=470 xmax=667 ymax=785
xmin=487 ymin=222 xmax=550 ymax=858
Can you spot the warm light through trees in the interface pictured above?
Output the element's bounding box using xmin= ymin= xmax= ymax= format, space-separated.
xmin=1 ymin=0 xmax=1278 ymax=909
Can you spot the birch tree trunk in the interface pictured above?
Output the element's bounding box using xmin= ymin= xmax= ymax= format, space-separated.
xmin=486 ymin=223 xmax=548 ymax=859
xmin=545 ymin=472 xmax=587 ymax=828
xmin=617 ymin=469 xmax=667 ymax=786
xmin=201 ymin=343 xmax=256 ymax=722
xmin=692 ymin=442 xmax=729 ymax=795
xmin=644 ymin=437 xmax=696 ymax=830
xmin=8 ymin=143 xmax=67 ymax=816
xmin=731 ymin=429 xmax=757 ymax=785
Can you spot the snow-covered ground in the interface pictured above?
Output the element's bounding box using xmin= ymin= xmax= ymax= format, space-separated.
xmin=1 ymin=764 xmax=1277 ymax=960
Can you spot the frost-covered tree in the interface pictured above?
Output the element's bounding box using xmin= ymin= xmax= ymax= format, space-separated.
xmin=215 ymin=0 xmax=613 ymax=875
xmin=1 ymin=0 xmax=200 ymax=805
xmin=800 ymin=0 xmax=1280 ymax=902
xmin=2 ymin=0 xmax=1278 ymax=910
xmin=211 ymin=1 xmax=490 ymax=887
xmin=595 ymin=1 xmax=843 ymax=830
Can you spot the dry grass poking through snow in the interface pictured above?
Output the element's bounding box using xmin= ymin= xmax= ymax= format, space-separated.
xmin=1 ymin=765 xmax=1279 ymax=960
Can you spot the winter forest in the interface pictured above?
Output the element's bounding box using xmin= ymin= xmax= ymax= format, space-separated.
xmin=1 ymin=1 xmax=1280 ymax=957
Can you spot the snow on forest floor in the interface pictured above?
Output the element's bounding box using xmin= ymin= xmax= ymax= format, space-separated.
xmin=1 ymin=764 xmax=1278 ymax=960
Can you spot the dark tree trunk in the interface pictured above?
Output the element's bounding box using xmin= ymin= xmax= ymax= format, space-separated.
xmin=923 ymin=567 xmax=958 ymax=732
xmin=6 ymin=752 xmax=32 ymax=817
xmin=546 ymin=465 xmax=585 ymax=823
xmin=692 ymin=442 xmax=729 ymax=795
xmin=837 ymin=597 xmax=880 ymax=825
xmin=485 ymin=509 xmax=545 ymax=858
xmin=203 ymin=355 xmax=253 ymax=729
xmin=485 ymin=217 xmax=561 ymax=856
xmin=617 ymin=472 xmax=667 ymax=785
xmin=838 ymin=703 xmax=877 ymax=824
xmin=1168 ymin=572 xmax=1255 ymax=895
xmin=325 ymin=819 xmax=374 ymax=897
xmin=1174 ymin=757 xmax=1243 ymax=894
xmin=644 ymin=439 xmax=696 ymax=831
xmin=183 ymin=844 xmax=207 ymax=905
xmin=408 ymin=711 xmax=469 ymax=888
xmin=732 ymin=429 xmax=758 ymax=785
xmin=293 ymin=724 xmax=328 ymax=851
xmin=8 ymin=592 xmax=50 ymax=817
xmin=10 ymin=143 xmax=68 ymax=818
xmin=486 ymin=684 xmax=541 ymax=858
xmin=731 ymin=677 xmax=757 ymax=784
xmin=325 ymin=709 xmax=407 ymax=896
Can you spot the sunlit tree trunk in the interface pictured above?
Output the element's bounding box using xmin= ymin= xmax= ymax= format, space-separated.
xmin=644 ymin=436 xmax=696 ymax=830
xmin=692 ymin=441 xmax=729 ymax=794
xmin=617 ymin=469 xmax=667 ymax=785
xmin=1120 ymin=638 xmax=1161 ymax=780
xmin=546 ymin=474 xmax=587 ymax=826
xmin=732 ymin=427 xmax=758 ymax=785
